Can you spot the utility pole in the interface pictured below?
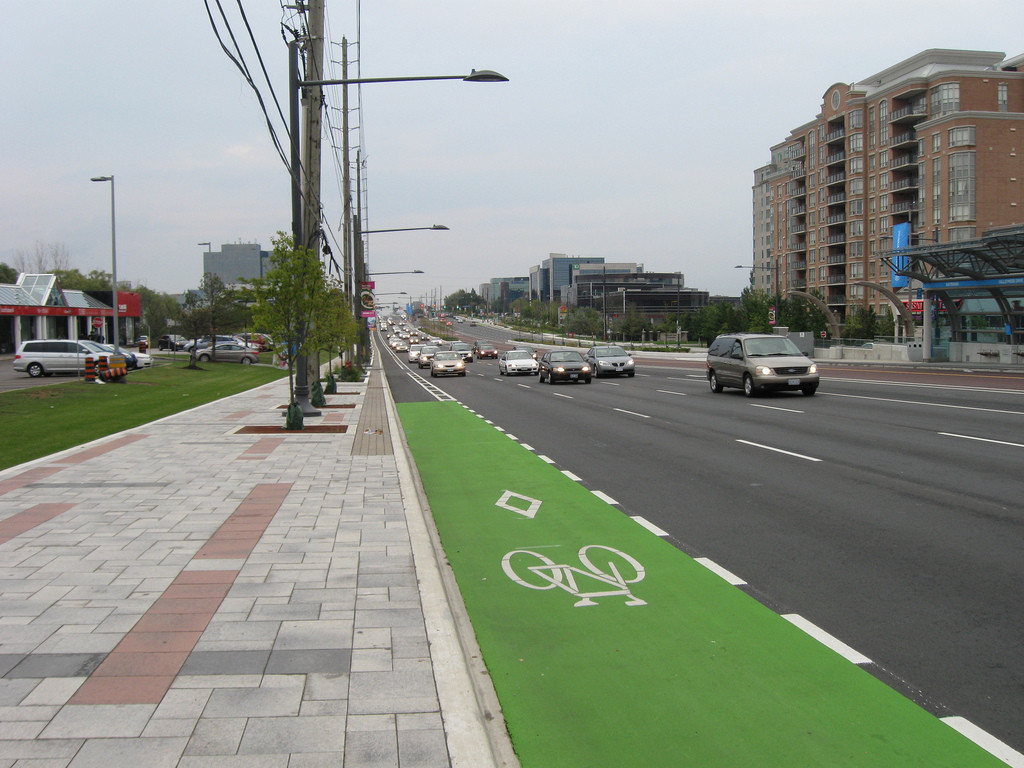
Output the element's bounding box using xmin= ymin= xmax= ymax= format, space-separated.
xmin=301 ymin=0 xmax=324 ymax=255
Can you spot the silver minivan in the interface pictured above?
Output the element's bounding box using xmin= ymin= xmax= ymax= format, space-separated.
xmin=13 ymin=340 xmax=104 ymax=377
xmin=706 ymin=333 xmax=818 ymax=397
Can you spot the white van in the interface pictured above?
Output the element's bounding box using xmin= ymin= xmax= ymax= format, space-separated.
xmin=12 ymin=340 xmax=101 ymax=377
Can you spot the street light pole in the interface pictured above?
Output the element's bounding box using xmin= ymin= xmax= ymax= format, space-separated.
xmin=90 ymin=175 xmax=118 ymax=352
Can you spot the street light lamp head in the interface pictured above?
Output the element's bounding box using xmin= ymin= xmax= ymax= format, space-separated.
xmin=430 ymin=225 xmax=450 ymax=230
xmin=463 ymin=69 xmax=508 ymax=82
xmin=90 ymin=176 xmax=112 ymax=183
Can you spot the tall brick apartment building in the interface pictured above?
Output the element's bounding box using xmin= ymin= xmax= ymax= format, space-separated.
xmin=754 ymin=49 xmax=1024 ymax=326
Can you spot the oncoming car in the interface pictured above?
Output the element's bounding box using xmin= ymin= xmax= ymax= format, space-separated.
xmin=498 ymin=349 xmax=539 ymax=376
xmin=584 ymin=345 xmax=635 ymax=377
xmin=706 ymin=333 xmax=818 ymax=397
xmin=430 ymin=351 xmax=466 ymax=377
xmin=538 ymin=350 xmax=591 ymax=384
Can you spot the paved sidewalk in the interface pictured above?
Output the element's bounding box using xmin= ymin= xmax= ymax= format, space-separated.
xmin=0 ymin=365 xmax=511 ymax=766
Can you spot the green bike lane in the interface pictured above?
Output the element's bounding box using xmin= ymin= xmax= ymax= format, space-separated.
xmin=397 ymin=400 xmax=1007 ymax=768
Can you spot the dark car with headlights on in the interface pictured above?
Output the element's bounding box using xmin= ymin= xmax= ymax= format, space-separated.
xmin=450 ymin=341 xmax=474 ymax=362
xmin=706 ymin=332 xmax=818 ymax=397
xmin=584 ymin=345 xmax=635 ymax=377
xmin=430 ymin=351 xmax=466 ymax=377
xmin=539 ymin=350 xmax=591 ymax=384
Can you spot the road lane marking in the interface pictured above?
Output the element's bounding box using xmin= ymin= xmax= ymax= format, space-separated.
xmin=631 ymin=516 xmax=669 ymax=536
xmin=750 ymin=403 xmax=804 ymax=413
xmin=592 ymin=490 xmax=619 ymax=505
xmin=517 ymin=384 xmax=531 ymax=389
xmin=782 ymin=614 xmax=872 ymax=665
xmin=941 ymin=717 xmax=1024 ymax=767
xmin=562 ymin=470 xmax=583 ymax=481
xmin=655 ymin=389 xmax=687 ymax=396
xmin=614 ymin=408 xmax=650 ymax=419
xmin=939 ymin=432 xmax=1024 ymax=448
xmin=538 ymin=455 xmax=556 ymax=464
xmin=521 ymin=443 xmax=535 ymax=452
xmin=695 ymin=557 xmax=747 ymax=585
xmin=553 ymin=392 xmax=574 ymax=399
xmin=736 ymin=440 xmax=822 ymax=462
xmin=824 ymin=391 xmax=1024 ymax=416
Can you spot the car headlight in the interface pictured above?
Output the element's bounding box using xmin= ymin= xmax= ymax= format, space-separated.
xmin=808 ymin=363 xmax=818 ymax=374
xmin=581 ymin=365 xmax=591 ymax=372
xmin=456 ymin=361 xmax=465 ymax=369
xmin=555 ymin=366 xmax=566 ymax=373
xmin=754 ymin=365 xmax=774 ymax=376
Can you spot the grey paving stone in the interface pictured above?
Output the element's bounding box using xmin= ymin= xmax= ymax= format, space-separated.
xmin=342 ymin=729 xmax=398 ymax=768
xmin=265 ymin=649 xmax=351 ymax=675
xmin=236 ymin=715 xmax=346 ymax=755
xmin=183 ymin=717 xmax=246 ymax=756
xmin=5 ymin=654 xmax=105 ymax=679
xmin=203 ymin=686 xmax=301 ymax=719
xmin=179 ymin=651 xmax=270 ymax=676
xmin=41 ymin=704 xmax=156 ymax=739
xmin=66 ymin=737 xmax=187 ymax=768
xmin=397 ymin=727 xmax=450 ymax=768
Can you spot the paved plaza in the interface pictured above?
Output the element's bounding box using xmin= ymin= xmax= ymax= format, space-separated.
xmin=0 ymin=364 xmax=511 ymax=767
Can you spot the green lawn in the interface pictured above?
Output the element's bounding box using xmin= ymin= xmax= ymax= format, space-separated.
xmin=0 ymin=361 xmax=288 ymax=470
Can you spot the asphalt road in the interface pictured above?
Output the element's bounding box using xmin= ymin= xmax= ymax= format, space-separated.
xmin=379 ymin=326 xmax=1024 ymax=756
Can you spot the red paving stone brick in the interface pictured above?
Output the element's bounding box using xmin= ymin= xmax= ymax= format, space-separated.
xmin=71 ymin=675 xmax=178 ymax=705
xmin=0 ymin=503 xmax=75 ymax=544
xmin=53 ymin=434 xmax=148 ymax=465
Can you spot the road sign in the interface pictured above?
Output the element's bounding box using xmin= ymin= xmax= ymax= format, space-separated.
xmin=92 ymin=317 xmax=103 ymax=328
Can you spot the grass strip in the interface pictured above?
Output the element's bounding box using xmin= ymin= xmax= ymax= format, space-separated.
xmin=398 ymin=400 xmax=1002 ymax=768
xmin=0 ymin=362 xmax=287 ymax=469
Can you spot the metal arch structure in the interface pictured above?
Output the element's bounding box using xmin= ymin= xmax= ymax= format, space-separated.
xmin=850 ymin=280 xmax=916 ymax=339
xmin=786 ymin=290 xmax=843 ymax=339
xmin=881 ymin=224 xmax=1024 ymax=347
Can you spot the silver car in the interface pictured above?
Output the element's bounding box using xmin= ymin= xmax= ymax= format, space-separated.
xmin=417 ymin=345 xmax=440 ymax=368
xmin=498 ymin=349 xmax=539 ymax=376
xmin=430 ymin=350 xmax=466 ymax=377
xmin=408 ymin=344 xmax=425 ymax=364
xmin=584 ymin=345 xmax=636 ymax=378
xmin=706 ymin=333 xmax=818 ymax=397
xmin=195 ymin=342 xmax=258 ymax=364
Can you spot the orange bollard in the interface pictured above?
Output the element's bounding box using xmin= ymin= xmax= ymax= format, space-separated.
xmin=85 ymin=356 xmax=96 ymax=382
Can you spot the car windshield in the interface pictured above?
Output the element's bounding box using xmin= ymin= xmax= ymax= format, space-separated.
xmin=477 ymin=343 xmax=495 ymax=349
xmin=452 ymin=343 xmax=471 ymax=349
xmin=549 ymin=351 xmax=583 ymax=362
xmin=434 ymin=352 xmax=459 ymax=360
xmin=593 ymin=347 xmax=627 ymax=357
xmin=421 ymin=346 xmax=439 ymax=353
xmin=506 ymin=351 xmax=530 ymax=360
xmin=743 ymin=337 xmax=803 ymax=357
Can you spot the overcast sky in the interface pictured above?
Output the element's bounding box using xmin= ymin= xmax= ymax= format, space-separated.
xmin=2 ymin=1 xmax=1022 ymax=304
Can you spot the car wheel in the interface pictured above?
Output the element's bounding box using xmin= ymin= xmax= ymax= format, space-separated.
xmin=26 ymin=362 xmax=44 ymax=378
xmin=802 ymin=385 xmax=817 ymax=396
xmin=430 ymin=371 xmax=436 ymax=377
xmin=241 ymin=357 xmax=253 ymax=365
xmin=743 ymin=374 xmax=756 ymax=398
xmin=459 ymin=371 xmax=466 ymax=377
xmin=585 ymin=377 xmax=592 ymax=383
xmin=709 ymin=371 xmax=723 ymax=393
xmin=627 ymin=371 xmax=635 ymax=377
xmin=198 ymin=355 xmax=210 ymax=362
xmin=548 ymin=373 xmax=556 ymax=385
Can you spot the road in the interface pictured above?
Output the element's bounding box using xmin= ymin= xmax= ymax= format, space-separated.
xmin=380 ymin=325 xmax=1024 ymax=757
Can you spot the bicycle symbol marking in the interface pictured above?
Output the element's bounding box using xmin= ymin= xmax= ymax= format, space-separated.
xmin=501 ymin=545 xmax=647 ymax=607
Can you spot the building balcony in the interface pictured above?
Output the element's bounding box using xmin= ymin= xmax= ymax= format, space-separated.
xmin=826 ymin=192 xmax=846 ymax=204
xmin=892 ymin=199 xmax=918 ymax=213
xmin=786 ymin=182 xmax=806 ymax=197
xmin=788 ymin=204 xmax=806 ymax=216
xmin=826 ymin=213 xmax=846 ymax=224
xmin=891 ymin=130 xmax=917 ymax=147
xmin=825 ymin=151 xmax=846 ymax=166
xmin=826 ymin=233 xmax=846 ymax=244
xmin=891 ymin=154 xmax=918 ymax=169
xmin=889 ymin=103 xmax=928 ymax=123
xmin=790 ymin=278 xmax=807 ymax=289
xmin=826 ymin=292 xmax=847 ymax=305
xmin=789 ymin=260 xmax=807 ymax=270
xmin=827 ymin=253 xmax=846 ymax=264
xmin=788 ymin=222 xmax=807 ymax=234
xmin=892 ymin=176 xmax=918 ymax=191
xmin=825 ymin=128 xmax=846 ymax=143
xmin=825 ymin=171 xmax=846 ymax=185
xmin=827 ymin=274 xmax=847 ymax=285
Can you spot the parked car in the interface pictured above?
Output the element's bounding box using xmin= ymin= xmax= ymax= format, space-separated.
xmin=85 ymin=341 xmax=153 ymax=370
xmin=195 ymin=341 xmax=259 ymax=364
xmin=236 ymin=333 xmax=273 ymax=351
xmin=584 ymin=345 xmax=636 ymax=377
xmin=498 ymin=349 xmax=539 ymax=376
xmin=474 ymin=341 xmax=498 ymax=359
xmin=430 ymin=351 xmax=467 ymax=377
xmin=706 ymin=332 xmax=818 ymax=397
xmin=417 ymin=345 xmax=440 ymax=368
xmin=450 ymin=341 xmax=474 ymax=362
xmin=157 ymin=334 xmax=186 ymax=351
xmin=538 ymin=350 xmax=592 ymax=384
xmin=13 ymin=339 xmax=105 ymax=377
xmin=183 ymin=335 xmax=237 ymax=352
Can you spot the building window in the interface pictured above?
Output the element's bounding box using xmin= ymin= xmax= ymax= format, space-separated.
xmin=948 ymin=151 xmax=975 ymax=221
xmin=932 ymin=133 xmax=941 ymax=153
xmin=880 ymin=172 xmax=889 ymax=190
xmin=849 ymin=133 xmax=863 ymax=152
xmin=998 ymin=83 xmax=1009 ymax=112
xmin=930 ymin=83 xmax=960 ymax=116
xmin=849 ymin=177 xmax=864 ymax=195
xmin=879 ymin=194 xmax=889 ymax=212
xmin=879 ymin=150 xmax=889 ymax=168
xmin=932 ymin=158 xmax=941 ymax=226
xmin=848 ymin=109 xmax=863 ymax=129
xmin=948 ymin=126 xmax=975 ymax=147
xmin=849 ymin=199 xmax=864 ymax=216
xmin=950 ymin=226 xmax=976 ymax=242
xmin=849 ymin=220 xmax=864 ymax=237
xmin=879 ymin=100 xmax=888 ymax=145
xmin=850 ymin=262 xmax=863 ymax=278
xmin=880 ymin=217 xmax=890 ymax=233
xmin=868 ymin=106 xmax=876 ymax=148
xmin=849 ymin=156 xmax=864 ymax=174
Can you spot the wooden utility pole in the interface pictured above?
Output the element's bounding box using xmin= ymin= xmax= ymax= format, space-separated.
xmin=301 ymin=0 xmax=324 ymax=254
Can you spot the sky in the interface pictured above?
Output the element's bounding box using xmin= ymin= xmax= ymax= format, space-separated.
xmin=2 ymin=1 xmax=1023 ymax=305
